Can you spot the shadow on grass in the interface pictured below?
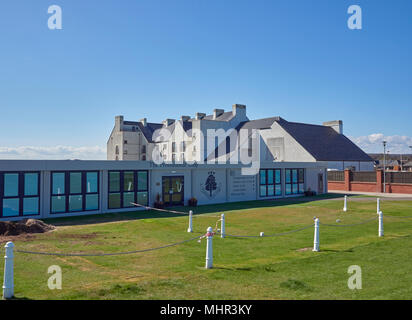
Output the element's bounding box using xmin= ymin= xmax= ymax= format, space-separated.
xmin=8 ymin=296 xmax=32 ymax=300
xmin=43 ymin=193 xmax=345 ymax=227
xmin=319 ymin=248 xmax=354 ymax=253
xmin=211 ymin=266 xmax=252 ymax=271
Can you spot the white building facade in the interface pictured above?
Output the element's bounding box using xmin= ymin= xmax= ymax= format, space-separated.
xmin=107 ymin=104 xmax=374 ymax=171
xmin=0 ymin=160 xmax=327 ymax=221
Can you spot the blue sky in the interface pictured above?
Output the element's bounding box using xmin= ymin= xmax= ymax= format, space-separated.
xmin=0 ymin=0 xmax=411 ymax=159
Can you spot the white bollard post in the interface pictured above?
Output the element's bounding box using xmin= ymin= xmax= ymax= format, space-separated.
xmin=377 ymin=198 xmax=380 ymax=214
xmin=221 ymin=214 xmax=225 ymax=238
xmin=260 ymin=232 xmax=264 ymax=237
xmin=343 ymin=195 xmax=348 ymax=212
xmin=205 ymin=227 xmax=213 ymax=269
xmin=313 ymin=218 xmax=320 ymax=252
xmin=3 ymin=241 xmax=14 ymax=299
xmin=378 ymin=211 xmax=384 ymax=237
xmin=187 ymin=210 xmax=193 ymax=233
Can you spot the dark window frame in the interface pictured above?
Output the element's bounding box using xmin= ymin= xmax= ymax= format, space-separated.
xmin=259 ymin=169 xmax=282 ymax=198
xmin=0 ymin=171 xmax=40 ymax=218
xmin=285 ymin=168 xmax=305 ymax=195
xmin=108 ymin=170 xmax=149 ymax=209
xmin=50 ymin=171 xmax=100 ymax=214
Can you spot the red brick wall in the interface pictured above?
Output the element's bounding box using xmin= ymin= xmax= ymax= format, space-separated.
xmin=328 ymin=181 xmax=345 ymax=191
xmin=327 ymin=169 xmax=412 ymax=194
xmin=350 ymin=182 xmax=377 ymax=193
xmin=385 ymin=183 xmax=412 ymax=194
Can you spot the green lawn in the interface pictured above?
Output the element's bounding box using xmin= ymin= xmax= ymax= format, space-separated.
xmin=2 ymin=194 xmax=412 ymax=300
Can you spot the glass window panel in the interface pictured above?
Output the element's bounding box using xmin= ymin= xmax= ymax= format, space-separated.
xmin=2 ymin=198 xmax=19 ymax=216
xmin=260 ymin=185 xmax=267 ymax=197
xmin=4 ymin=173 xmax=19 ymax=197
xmin=69 ymin=195 xmax=83 ymax=212
xmin=52 ymin=173 xmax=65 ymax=195
xmin=260 ymin=170 xmax=266 ymax=185
xmin=109 ymin=172 xmax=120 ymax=192
xmin=23 ymin=197 xmax=39 ymax=215
xmin=137 ymin=192 xmax=148 ymax=206
xmin=292 ymin=169 xmax=298 ymax=183
xmin=267 ymin=170 xmax=274 ymax=185
xmin=267 ymin=185 xmax=274 ymax=196
xmin=286 ymin=184 xmax=292 ymax=195
xmin=298 ymin=169 xmax=304 ymax=183
xmin=86 ymin=172 xmax=98 ymax=193
xmin=275 ymin=170 xmax=281 ymax=184
xmin=86 ymin=194 xmax=99 ymax=211
xmin=137 ymin=171 xmax=148 ymax=191
xmin=292 ymin=183 xmax=298 ymax=194
xmin=275 ymin=184 xmax=282 ymax=196
xmin=24 ymin=173 xmax=38 ymax=196
xmin=299 ymin=183 xmax=304 ymax=193
xmin=109 ymin=193 xmax=121 ymax=209
xmin=124 ymin=172 xmax=134 ymax=192
xmin=70 ymin=172 xmax=82 ymax=194
xmin=285 ymin=170 xmax=291 ymax=183
xmin=52 ymin=196 xmax=66 ymax=213
xmin=123 ymin=192 xmax=134 ymax=208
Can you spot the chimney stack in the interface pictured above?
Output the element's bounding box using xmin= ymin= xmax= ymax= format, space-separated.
xmin=323 ymin=120 xmax=343 ymax=134
xmin=162 ymin=118 xmax=175 ymax=127
xmin=195 ymin=112 xmax=206 ymax=120
xmin=181 ymin=116 xmax=190 ymax=122
xmin=115 ymin=115 xmax=124 ymax=131
xmin=140 ymin=118 xmax=147 ymax=127
xmin=232 ymin=104 xmax=246 ymax=117
xmin=213 ymin=109 xmax=224 ymax=120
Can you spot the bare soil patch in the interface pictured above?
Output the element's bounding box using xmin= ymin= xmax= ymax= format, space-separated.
xmin=0 ymin=219 xmax=55 ymax=239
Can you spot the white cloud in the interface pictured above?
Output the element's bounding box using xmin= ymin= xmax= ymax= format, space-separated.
xmin=349 ymin=134 xmax=412 ymax=154
xmin=0 ymin=145 xmax=106 ymax=160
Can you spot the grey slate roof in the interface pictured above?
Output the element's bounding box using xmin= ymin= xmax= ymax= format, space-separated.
xmin=275 ymin=119 xmax=373 ymax=162
xmin=202 ymin=111 xmax=235 ymax=121
xmin=124 ymin=121 xmax=163 ymax=143
xmin=210 ymin=117 xmax=372 ymax=162
xmin=124 ymin=120 xmax=193 ymax=142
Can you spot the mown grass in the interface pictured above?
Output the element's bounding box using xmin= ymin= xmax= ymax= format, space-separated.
xmin=1 ymin=195 xmax=412 ymax=300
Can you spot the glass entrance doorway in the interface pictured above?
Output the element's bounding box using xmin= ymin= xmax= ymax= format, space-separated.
xmin=162 ymin=176 xmax=184 ymax=206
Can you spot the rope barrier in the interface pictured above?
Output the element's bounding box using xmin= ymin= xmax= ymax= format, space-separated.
xmin=224 ymin=224 xmax=313 ymax=238
xmin=319 ymin=216 xmax=378 ymax=227
xmin=15 ymin=235 xmax=202 ymax=257
xmin=131 ymin=202 xmax=189 ymax=215
xmin=130 ymin=202 xmax=221 ymax=218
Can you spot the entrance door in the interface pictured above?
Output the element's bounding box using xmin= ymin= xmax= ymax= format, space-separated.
xmin=162 ymin=176 xmax=184 ymax=206
xmin=318 ymin=173 xmax=324 ymax=194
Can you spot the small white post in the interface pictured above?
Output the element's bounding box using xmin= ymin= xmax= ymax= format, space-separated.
xmin=187 ymin=210 xmax=193 ymax=233
xmin=3 ymin=241 xmax=14 ymax=299
xmin=378 ymin=211 xmax=384 ymax=237
xmin=260 ymin=232 xmax=264 ymax=237
xmin=220 ymin=214 xmax=225 ymax=238
xmin=343 ymin=195 xmax=348 ymax=212
xmin=313 ymin=218 xmax=320 ymax=252
xmin=377 ymin=198 xmax=380 ymax=214
xmin=205 ymin=227 xmax=213 ymax=269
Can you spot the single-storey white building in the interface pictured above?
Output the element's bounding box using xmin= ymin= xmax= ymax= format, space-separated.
xmin=0 ymin=160 xmax=327 ymax=221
